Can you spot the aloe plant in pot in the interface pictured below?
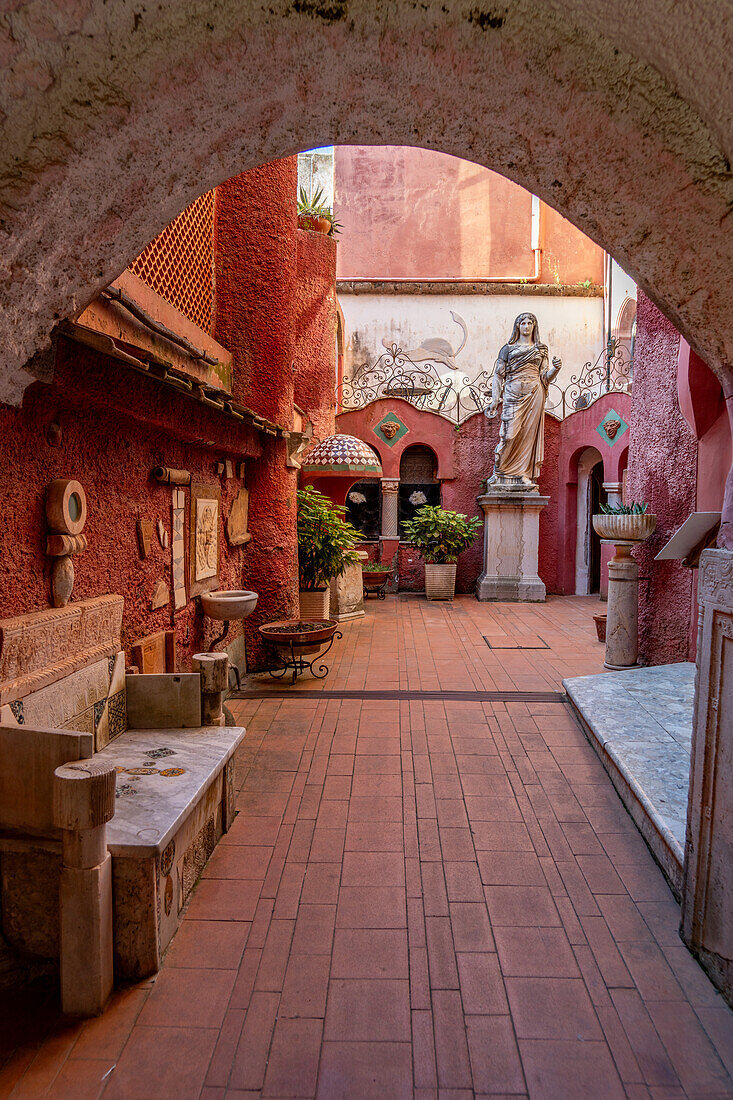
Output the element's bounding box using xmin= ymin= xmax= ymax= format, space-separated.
xmin=401 ymin=505 xmax=482 ymax=600
xmin=297 ymin=486 xmax=361 ymax=618
xmin=297 ymin=186 xmax=342 ymax=237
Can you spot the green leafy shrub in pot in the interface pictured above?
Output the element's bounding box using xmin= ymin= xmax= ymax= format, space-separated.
xmin=297 ymin=486 xmax=361 ymax=591
xmin=401 ymin=505 xmax=482 ymax=564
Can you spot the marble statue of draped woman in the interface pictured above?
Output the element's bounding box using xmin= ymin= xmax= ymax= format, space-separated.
xmin=486 ymin=313 xmax=561 ymax=489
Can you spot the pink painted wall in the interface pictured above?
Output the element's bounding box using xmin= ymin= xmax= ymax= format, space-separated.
xmin=555 ymin=392 xmax=632 ymax=595
xmin=626 ymin=294 xmax=698 ymax=665
xmin=624 ymin=296 xmax=732 ymax=665
xmin=336 ymin=400 xmax=561 ymax=594
xmin=334 ymin=146 xmax=604 ymax=285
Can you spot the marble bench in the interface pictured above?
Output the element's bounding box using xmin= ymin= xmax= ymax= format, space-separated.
xmin=0 ymin=596 xmax=245 ymax=1010
xmin=101 ymin=723 xmax=243 ymax=979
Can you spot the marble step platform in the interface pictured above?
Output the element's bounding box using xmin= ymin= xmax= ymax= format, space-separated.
xmin=99 ymin=724 xmax=244 ymax=979
xmin=563 ymin=663 xmax=695 ymax=897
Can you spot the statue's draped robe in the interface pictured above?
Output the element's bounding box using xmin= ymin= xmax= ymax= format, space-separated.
xmin=494 ymin=342 xmax=550 ymax=482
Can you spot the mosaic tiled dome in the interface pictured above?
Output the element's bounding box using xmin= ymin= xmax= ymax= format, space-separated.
xmin=301 ymin=434 xmax=382 ymax=475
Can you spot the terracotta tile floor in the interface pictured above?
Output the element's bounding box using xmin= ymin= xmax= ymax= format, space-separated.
xmin=2 ymin=596 xmax=733 ymax=1099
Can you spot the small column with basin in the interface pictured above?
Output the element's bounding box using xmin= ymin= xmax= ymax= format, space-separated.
xmin=592 ymin=512 xmax=656 ymax=669
xmin=200 ymin=589 xmax=258 ymax=690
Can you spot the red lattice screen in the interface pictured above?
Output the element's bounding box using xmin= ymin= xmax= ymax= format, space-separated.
xmin=129 ymin=190 xmax=215 ymax=333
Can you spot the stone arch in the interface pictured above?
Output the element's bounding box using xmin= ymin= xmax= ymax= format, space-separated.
xmin=0 ymin=0 xmax=732 ymax=414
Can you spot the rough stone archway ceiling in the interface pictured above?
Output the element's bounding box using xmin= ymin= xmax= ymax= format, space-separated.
xmin=0 ymin=1 xmax=732 ymax=402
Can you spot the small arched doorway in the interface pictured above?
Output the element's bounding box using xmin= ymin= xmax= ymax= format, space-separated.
xmin=575 ymin=446 xmax=607 ymax=594
xmin=398 ymin=444 xmax=440 ymax=536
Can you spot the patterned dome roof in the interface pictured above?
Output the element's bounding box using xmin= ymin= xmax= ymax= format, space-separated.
xmin=301 ymin=434 xmax=382 ymax=475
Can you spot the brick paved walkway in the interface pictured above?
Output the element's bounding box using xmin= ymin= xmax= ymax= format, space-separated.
xmin=2 ymin=597 xmax=733 ymax=1098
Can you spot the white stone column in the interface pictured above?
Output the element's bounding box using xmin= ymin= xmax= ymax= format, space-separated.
xmin=603 ymin=481 xmax=623 ymax=508
xmin=53 ymin=757 xmax=116 ymax=1017
xmin=193 ymin=652 xmax=229 ymax=726
xmin=604 ymin=542 xmax=640 ymax=668
xmin=682 ymin=548 xmax=733 ymax=1004
xmin=380 ymin=479 xmax=400 ymax=538
xmin=476 ymin=491 xmax=549 ymax=601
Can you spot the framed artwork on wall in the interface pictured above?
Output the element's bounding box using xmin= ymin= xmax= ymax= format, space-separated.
xmin=189 ymin=482 xmax=221 ymax=597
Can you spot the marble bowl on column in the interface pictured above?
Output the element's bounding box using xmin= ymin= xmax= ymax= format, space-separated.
xmin=591 ymin=513 xmax=656 ymax=670
xmin=592 ymin=513 xmax=657 ymax=542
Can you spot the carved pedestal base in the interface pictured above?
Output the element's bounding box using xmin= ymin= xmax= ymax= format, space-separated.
xmin=475 ymin=491 xmax=549 ymax=602
xmin=682 ymin=549 xmax=733 ymax=1006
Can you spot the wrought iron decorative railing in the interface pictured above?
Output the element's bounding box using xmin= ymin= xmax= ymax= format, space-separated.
xmin=545 ymin=337 xmax=633 ymax=419
xmin=337 ymin=338 xmax=632 ymax=424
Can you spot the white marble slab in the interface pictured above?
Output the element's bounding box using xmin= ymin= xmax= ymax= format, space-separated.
xmin=564 ymin=663 xmax=695 ymax=894
xmin=100 ymin=725 xmax=245 ymax=857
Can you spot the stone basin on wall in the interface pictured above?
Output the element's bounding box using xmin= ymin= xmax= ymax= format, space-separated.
xmin=200 ymin=589 xmax=258 ymax=621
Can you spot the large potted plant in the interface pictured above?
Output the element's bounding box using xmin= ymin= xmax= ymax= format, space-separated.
xmin=297 ymin=486 xmax=360 ymax=618
xmin=401 ymin=505 xmax=482 ymax=600
xmin=297 ymin=186 xmax=342 ymax=237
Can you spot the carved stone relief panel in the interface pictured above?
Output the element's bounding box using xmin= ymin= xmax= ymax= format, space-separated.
xmin=189 ymin=484 xmax=221 ymax=598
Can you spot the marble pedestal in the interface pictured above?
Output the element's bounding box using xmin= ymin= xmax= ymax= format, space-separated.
xmin=329 ymin=552 xmax=366 ymax=623
xmin=476 ymin=491 xmax=549 ymax=602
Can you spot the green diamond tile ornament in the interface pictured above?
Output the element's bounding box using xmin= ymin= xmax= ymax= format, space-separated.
xmin=596 ymin=408 xmax=629 ymax=447
xmin=374 ymin=412 xmax=409 ymax=447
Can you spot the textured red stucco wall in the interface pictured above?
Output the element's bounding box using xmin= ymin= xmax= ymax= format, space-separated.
xmin=337 ymin=401 xmax=561 ymax=594
xmin=0 ymin=338 xmax=263 ymax=666
xmin=214 ymin=160 xmax=300 ymax=663
xmin=294 ymin=230 xmax=338 ymax=443
xmin=626 ymin=293 xmax=697 ymax=665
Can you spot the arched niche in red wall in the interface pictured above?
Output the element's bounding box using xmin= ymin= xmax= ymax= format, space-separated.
xmin=677 ymin=338 xmax=725 ymax=441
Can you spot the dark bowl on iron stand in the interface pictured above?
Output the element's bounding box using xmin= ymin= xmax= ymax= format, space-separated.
xmin=259 ymin=618 xmax=339 ymax=657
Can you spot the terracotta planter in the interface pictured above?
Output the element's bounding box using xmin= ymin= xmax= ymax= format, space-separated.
xmin=363 ymin=570 xmax=391 ymax=588
xmin=299 ymin=588 xmax=330 ymax=619
xmin=297 ymin=214 xmax=332 ymax=235
xmin=592 ymin=513 xmax=657 ymax=542
xmin=593 ymin=613 xmax=607 ymax=642
xmin=425 ymin=563 xmax=457 ymax=601
xmin=259 ymin=618 xmax=337 ymax=657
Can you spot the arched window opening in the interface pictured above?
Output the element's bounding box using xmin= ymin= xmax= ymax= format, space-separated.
xmin=399 ymin=445 xmax=440 ymax=535
xmin=345 ymin=479 xmax=381 ymax=540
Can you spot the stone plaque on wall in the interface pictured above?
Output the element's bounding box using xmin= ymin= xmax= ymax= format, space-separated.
xmin=226 ymin=488 xmax=250 ymax=547
xmin=189 ymin=483 xmax=220 ymax=597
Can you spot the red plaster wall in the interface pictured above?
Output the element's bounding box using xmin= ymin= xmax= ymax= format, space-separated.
xmin=214 ymin=160 xmax=301 ymax=662
xmin=626 ymin=293 xmax=697 ymax=665
xmin=336 ymin=401 xmax=561 ymax=594
xmin=0 ymin=338 xmax=263 ymax=667
xmin=294 ymin=230 xmax=338 ymax=443
xmin=214 ymin=161 xmax=297 ymax=427
xmin=0 ymin=158 xmax=341 ymax=677
xmin=334 ymin=146 xmax=603 ymax=285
